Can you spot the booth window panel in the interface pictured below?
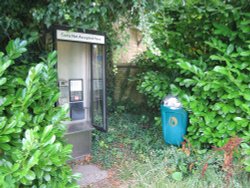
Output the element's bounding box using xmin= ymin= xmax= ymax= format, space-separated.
xmin=92 ymin=45 xmax=104 ymax=127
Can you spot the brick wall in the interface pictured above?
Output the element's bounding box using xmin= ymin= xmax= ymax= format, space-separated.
xmin=117 ymin=28 xmax=146 ymax=64
xmin=113 ymin=28 xmax=146 ymax=104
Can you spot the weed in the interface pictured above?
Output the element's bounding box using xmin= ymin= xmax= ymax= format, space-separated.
xmin=213 ymin=137 xmax=243 ymax=187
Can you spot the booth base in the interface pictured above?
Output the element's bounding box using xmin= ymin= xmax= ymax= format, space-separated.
xmin=65 ymin=121 xmax=94 ymax=159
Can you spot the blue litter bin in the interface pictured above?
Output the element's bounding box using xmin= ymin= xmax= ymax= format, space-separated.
xmin=160 ymin=96 xmax=188 ymax=146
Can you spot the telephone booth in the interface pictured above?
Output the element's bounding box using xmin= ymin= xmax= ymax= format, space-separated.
xmin=54 ymin=27 xmax=107 ymax=159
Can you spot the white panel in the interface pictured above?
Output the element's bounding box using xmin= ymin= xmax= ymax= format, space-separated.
xmin=57 ymin=30 xmax=105 ymax=44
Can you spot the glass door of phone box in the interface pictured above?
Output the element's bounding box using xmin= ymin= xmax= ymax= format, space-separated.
xmin=56 ymin=28 xmax=107 ymax=159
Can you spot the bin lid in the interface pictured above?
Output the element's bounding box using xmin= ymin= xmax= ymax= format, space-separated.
xmin=162 ymin=95 xmax=182 ymax=109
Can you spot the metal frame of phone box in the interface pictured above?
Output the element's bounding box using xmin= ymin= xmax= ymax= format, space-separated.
xmin=51 ymin=25 xmax=108 ymax=132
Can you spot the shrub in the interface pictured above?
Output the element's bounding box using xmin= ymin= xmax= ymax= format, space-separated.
xmin=135 ymin=0 xmax=250 ymax=171
xmin=172 ymin=38 xmax=250 ymax=147
xmin=0 ymin=39 xmax=78 ymax=187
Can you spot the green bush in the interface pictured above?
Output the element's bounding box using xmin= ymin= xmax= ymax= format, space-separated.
xmin=172 ymin=39 xmax=250 ymax=147
xmin=136 ymin=1 xmax=250 ymax=171
xmin=135 ymin=50 xmax=180 ymax=109
xmin=0 ymin=39 xmax=78 ymax=187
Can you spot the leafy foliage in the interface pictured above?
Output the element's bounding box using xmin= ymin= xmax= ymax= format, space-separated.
xmin=0 ymin=39 xmax=78 ymax=187
xmin=0 ymin=0 xmax=136 ymax=44
xmin=172 ymin=41 xmax=250 ymax=147
xmin=136 ymin=1 xmax=250 ymax=143
xmin=0 ymin=0 xmax=143 ymax=113
xmin=135 ymin=0 xmax=250 ymax=171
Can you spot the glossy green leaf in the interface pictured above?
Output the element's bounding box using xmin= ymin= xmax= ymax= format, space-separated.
xmin=226 ymin=44 xmax=234 ymax=55
xmin=26 ymin=170 xmax=36 ymax=181
xmin=172 ymin=172 xmax=183 ymax=181
xmin=213 ymin=66 xmax=228 ymax=75
xmin=41 ymin=125 xmax=53 ymax=140
xmin=44 ymin=174 xmax=51 ymax=182
xmin=0 ymin=136 xmax=10 ymax=143
xmin=240 ymin=51 xmax=250 ymax=57
xmin=0 ymin=78 xmax=6 ymax=86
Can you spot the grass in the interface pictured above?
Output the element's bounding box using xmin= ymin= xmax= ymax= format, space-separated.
xmin=91 ymin=111 xmax=250 ymax=188
xmin=119 ymin=159 xmax=249 ymax=188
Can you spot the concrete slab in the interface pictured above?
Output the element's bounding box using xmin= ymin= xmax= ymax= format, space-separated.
xmin=73 ymin=164 xmax=108 ymax=187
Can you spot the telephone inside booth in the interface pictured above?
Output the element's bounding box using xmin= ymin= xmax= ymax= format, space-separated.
xmin=69 ymin=79 xmax=84 ymax=120
xmin=54 ymin=27 xmax=107 ymax=159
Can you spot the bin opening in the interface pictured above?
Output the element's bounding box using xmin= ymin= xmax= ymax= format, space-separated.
xmin=162 ymin=95 xmax=182 ymax=109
